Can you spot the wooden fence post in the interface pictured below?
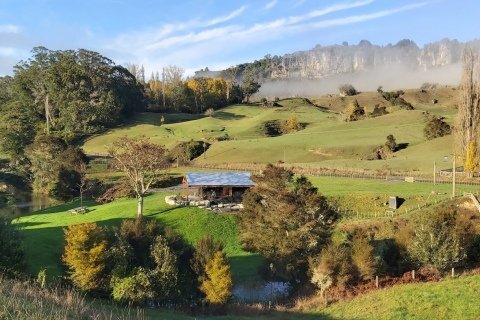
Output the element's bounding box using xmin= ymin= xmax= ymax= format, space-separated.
xmin=375 ymin=275 xmax=379 ymax=288
xmin=412 ymin=270 xmax=415 ymax=280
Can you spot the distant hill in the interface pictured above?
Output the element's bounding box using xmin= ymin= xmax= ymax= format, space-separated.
xmin=195 ymin=38 xmax=480 ymax=96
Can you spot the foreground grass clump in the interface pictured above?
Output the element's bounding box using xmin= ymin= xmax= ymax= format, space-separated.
xmin=0 ymin=275 xmax=146 ymax=320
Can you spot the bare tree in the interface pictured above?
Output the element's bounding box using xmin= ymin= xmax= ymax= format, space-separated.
xmin=164 ymin=65 xmax=185 ymax=111
xmin=125 ymin=63 xmax=145 ymax=84
xmin=222 ymin=66 xmax=238 ymax=102
xmin=455 ymin=46 xmax=480 ymax=176
xmin=77 ymin=162 xmax=92 ymax=209
xmin=108 ymin=136 xmax=168 ymax=217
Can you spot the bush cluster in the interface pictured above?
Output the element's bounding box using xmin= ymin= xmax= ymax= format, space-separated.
xmin=423 ymin=115 xmax=451 ymax=140
xmin=63 ymin=218 xmax=231 ymax=307
xmin=338 ymin=84 xmax=357 ymax=96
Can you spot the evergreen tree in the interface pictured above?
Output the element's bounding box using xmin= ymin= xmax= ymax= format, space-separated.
xmin=200 ymin=251 xmax=232 ymax=304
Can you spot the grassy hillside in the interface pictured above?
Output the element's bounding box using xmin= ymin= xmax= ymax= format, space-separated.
xmin=295 ymin=273 xmax=480 ymax=320
xmin=81 ymin=86 xmax=459 ymax=173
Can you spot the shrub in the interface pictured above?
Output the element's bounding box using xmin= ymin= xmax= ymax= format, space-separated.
xmin=424 ymin=116 xmax=451 ymax=140
xmin=370 ymin=104 xmax=388 ymax=118
xmin=313 ymin=243 xmax=354 ymax=288
xmin=0 ymin=217 xmax=26 ymax=274
xmin=347 ymin=99 xmax=365 ymax=121
xmin=466 ymin=234 xmax=480 ymax=264
xmin=282 ymin=113 xmax=304 ymax=133
xmin=204 ymin=108 xmax=215 ymax=117
xmin=200 ymin=251 xmax=233 ymax=304
xmin=49 ymin=168 xmax=81 ymax=201
xmin=191 ymin=234 xmax=224 ymax=283
xmin=385 ymin=135 xmax=397 ymax=152
xmin=338 ymin=84 xmax=357 ymax=96
xmin=408 ymin=210 xmax=465 ymax=272
xmin=350 ymin=234 xmax=376 ymax=281
xmin=185 ymin=140 xmax=204 ymax=160
xmin=62 ymin=223 xmax=109 ymax=291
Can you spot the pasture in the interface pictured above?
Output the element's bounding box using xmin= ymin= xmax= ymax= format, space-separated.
xmin=81 ymin=87 xmax=459 ymax=173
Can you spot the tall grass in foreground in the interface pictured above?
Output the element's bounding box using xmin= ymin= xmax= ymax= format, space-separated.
xmin=0 ymin=276 xmax=144 ymax=320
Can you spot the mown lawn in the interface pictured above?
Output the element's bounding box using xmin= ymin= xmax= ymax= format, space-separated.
xmin=14 ymin=192 xmax=262 ymax=284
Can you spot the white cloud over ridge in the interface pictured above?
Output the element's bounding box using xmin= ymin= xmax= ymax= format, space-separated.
xmin=106 ymin=1 xmax=429 ymax=75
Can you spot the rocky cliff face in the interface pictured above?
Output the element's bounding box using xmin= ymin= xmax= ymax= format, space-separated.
xmin=269 ymin=38 xmax=478 ymax=80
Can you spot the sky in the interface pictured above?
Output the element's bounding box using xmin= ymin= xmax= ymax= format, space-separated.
xmin=1 ymin=0 xmax=479 ymax=78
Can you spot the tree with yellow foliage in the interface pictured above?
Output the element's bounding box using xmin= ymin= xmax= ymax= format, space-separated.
xmin=200 ymin=251 xmax=232 ymax=304
xmin=62 ymin=223 xmax=108 ymax=291
xmin=464 ymin=141 xmax=479 ymax=177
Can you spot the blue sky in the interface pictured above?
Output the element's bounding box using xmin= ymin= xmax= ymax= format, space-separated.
xmin=0 ymin=0 xmax=479 ymax=77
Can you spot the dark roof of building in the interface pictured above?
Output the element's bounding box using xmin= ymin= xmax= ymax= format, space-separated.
xmin=184 ymin=172 xmax=255 ymax=187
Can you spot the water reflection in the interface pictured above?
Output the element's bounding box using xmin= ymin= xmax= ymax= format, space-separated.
xmin=0 ymin=192 xmax=56 ymax=215
xmin=232 ymin=281 xmax=290 ymax=302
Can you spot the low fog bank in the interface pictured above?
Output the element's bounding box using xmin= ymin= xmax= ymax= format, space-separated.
xmin=256 ymin=63 xmax=462 ymax=98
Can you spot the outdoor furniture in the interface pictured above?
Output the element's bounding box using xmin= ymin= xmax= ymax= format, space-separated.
xmin=68 ymin=206 xmax=89 ymax=214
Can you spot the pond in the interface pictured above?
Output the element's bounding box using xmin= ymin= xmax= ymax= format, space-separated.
xmin=0 ymin=191 xmax=56 ymax=216
xmin=232 ymin=281 xmax=290 ymax=302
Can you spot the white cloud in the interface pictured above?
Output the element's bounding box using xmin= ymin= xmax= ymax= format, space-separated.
xmin=0 ymin=24 xmax=20 ymax=33
xmin=105 ymin=1 xmax=432 ymax=77
xmin=288 ymin=0 xmax=375 ymax=24
xmin=207 ymin=6 xmax=246 ymax=26
xmin=264 ymin=0 xmax=278 ymax=10
xmin=309 ymin=2 xmax=430 ymax=29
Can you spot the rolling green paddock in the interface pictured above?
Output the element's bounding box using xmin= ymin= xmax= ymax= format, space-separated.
xmin=81 ymin=96 xmax=457 ymax=173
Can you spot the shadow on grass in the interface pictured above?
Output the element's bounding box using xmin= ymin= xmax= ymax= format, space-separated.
xmin=397 ymin=197 xmax=406 ymax=208
xmin=146 ymin=206 xmax=182 ymax=217
xmin=18 ymin=200 xmax=102 ymax=219
xmin=397 ymin=143 xmax=409 ymax=151
xmin=20 ymin=217 xmax=137 ymax=280
xmin=212 ymin=111 xmax=246 ymax=120
xmin=14 ymin=221 xmax=49 ymax=229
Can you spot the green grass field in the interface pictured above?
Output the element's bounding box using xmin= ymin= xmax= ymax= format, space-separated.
xmin=81 ymin=87 xmax=459 ymax=173
xmin=14 ymin=192 xmax=262 ymax=284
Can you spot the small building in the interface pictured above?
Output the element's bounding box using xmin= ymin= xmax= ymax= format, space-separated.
xmin=182 ymin=172 xmax=255 ymax=203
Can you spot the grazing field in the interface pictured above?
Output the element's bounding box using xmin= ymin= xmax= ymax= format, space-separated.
xmin=81 ymin=87 xmax=459 ymax=173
